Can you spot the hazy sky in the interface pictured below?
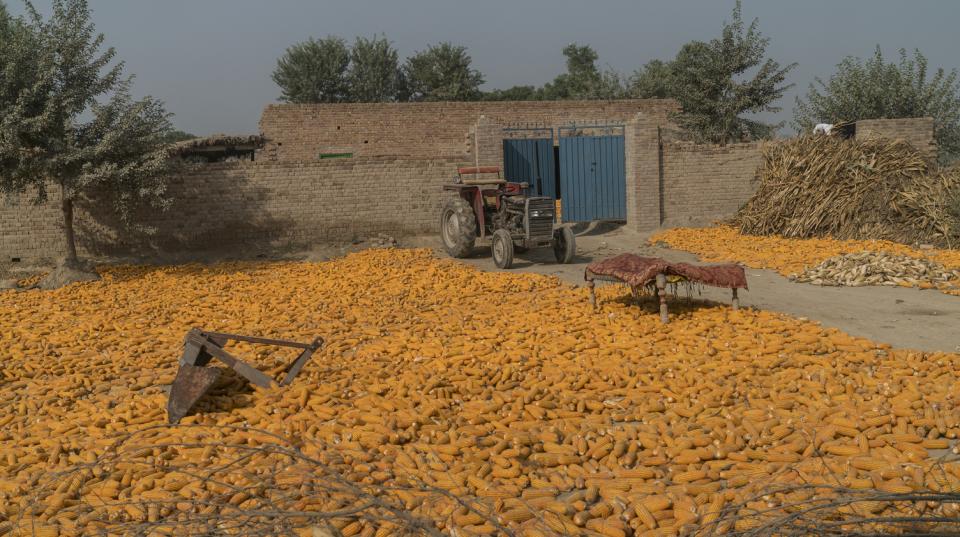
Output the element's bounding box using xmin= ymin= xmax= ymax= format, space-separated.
xmin=9 ymin=1 xmax=960 ymax=135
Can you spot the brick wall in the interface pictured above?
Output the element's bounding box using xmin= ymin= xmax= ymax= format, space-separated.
xmin=0 ymin=157 xmax=462 ymax=263
xmin=0 ymin=187 xmax=63 ymax=263
xmin=259 ymin=99 xmax=679 ymax=161
xmin=855 ymin=117 xmax=936 ymax=161
xmin=9 ymin=105 xmax=937 ymax=263
xmin=660 ymin=142 xmax=764 ymax=227
xmin=472 ymin=116 xmax=506 ymax=168
xmin=624 ymin=112 xmax=765 ymax=230
xmin=624 ymin=113 xmax=663 ymax=230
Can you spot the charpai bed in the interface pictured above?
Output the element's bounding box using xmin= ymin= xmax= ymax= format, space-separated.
xmin=584 ymin=254 xmax=748 ymax=323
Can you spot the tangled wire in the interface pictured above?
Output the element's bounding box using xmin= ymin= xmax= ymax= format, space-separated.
xmin=8 ymin=424 xmax=516 ymax=537
xmin=699 ymin=485 xmax=960 ymax=537
xmin=6 ymin=425 xmax=960 ymax=536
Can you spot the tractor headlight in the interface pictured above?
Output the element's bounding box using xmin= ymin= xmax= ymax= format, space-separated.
xmin=531 ymin=210 xmax=541 ymax=218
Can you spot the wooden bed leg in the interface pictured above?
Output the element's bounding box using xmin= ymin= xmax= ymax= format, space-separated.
xmin=732 ymin=288 xmax=740 ymax=310
xmin=656 ymin=273 xmax=668 ymax=324
xmin=587 ymin=279 xmax=596 ymax=310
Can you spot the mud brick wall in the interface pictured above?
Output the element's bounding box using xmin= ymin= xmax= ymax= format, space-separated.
xmin=0 ymin=188 xmax=64 ymax=263
xmin=471 ymin=116 xmax=506 ymax=169
xmin=855 ymin=117 xmax=936 ymax=161
xmin=259 ymin=100 xmax=679 ymax=161
xmin=659 ymin=142 xmax=764 ymax=227
xmin=625 ymin=111 xmax=765 ymax=231
xmin=624 ymin=113 xmax=664 ymax=231
xmin=0 ymin=157 xmax=462 ymax=263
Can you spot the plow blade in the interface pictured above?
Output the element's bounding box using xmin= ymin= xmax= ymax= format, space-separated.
xmin=166 ymin=328 xmax=323 ymax=424
xmin=167 ymin=364 xmax=222 ymax=425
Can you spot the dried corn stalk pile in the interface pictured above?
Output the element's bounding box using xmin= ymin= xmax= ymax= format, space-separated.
xmin=2 ymin=249 xmax=960 ymax=536
xmin=791 ymin=251 xmax=960 ymax=289
xmin=736 ymin=136 xmax=960 ymax=247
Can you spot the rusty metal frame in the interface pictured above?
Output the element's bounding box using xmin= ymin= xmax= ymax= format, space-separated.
xmin=167 ymin=328 xmax=323 ymax=424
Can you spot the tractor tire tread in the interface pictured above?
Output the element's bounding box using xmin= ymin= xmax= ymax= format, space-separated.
xmin=440 ymin=197 xmax=478 ymax=258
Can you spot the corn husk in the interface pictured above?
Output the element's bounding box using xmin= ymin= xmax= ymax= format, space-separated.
xmin=791 ymin=251 xmax=960 ymax=288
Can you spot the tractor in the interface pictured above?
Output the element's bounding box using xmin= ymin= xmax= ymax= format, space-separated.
xmin=440 ymin=166 xmax=575 ymax=269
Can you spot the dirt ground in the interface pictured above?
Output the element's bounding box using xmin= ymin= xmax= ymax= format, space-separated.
xmin=408 ymin=224 xmax=960 ymax=354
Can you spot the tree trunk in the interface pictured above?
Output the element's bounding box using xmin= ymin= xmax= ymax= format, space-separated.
xmin=61 ymin=186 xmax=79 ymax=267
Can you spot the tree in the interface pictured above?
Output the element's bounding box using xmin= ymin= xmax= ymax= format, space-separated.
xmin=347 ymin=34 xmax=399 ymax=102
xmin=0 ymin=1 xmax=9 ymax=35
xmin=628 ymin=59 xmax=674 ymax=99
xmin=542 ymin=43 xmax=625 ymax=100
xmin=668 ymin=1 xmax=795 ymax=144
xmin=161 ymin=129 xmax=197 ymax=143
xmin=0 ymin=0 xmax=177 ymax=280
xmin=482 ymin=85 xmax=542 ymax=101
xmin=400 ymin=42 xmax=484 ymax=101
xmin=794 ymin=46 xmax=960 ymax=163
xmin=272 ymin=36 xmax=350 ymax=103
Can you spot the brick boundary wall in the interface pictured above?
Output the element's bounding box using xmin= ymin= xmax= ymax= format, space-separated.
xmin=855 ymin=117 xmax=936 ymax=161
xmin=659 ymin=142 xmax=764 ymax=227
xmin=2 ymin=108 xmax=939 ymax=262
xmin=1 ymin=156 xmax=463 ymax=263
xmin=625 ymin=113 xmax=764 ymax=230
xmin=624 ymin=116 xmax=937 ymax=231
xmin=259 ymin=99 xmax=679 ymax=161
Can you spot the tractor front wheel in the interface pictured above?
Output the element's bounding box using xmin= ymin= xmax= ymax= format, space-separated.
xmin=440 ymin=198 xmax=477 ymax=258
xmin=553 ymin=227 xmax=576 ymax=264
xmin=491 ymin=229 xmax=515 ymax=269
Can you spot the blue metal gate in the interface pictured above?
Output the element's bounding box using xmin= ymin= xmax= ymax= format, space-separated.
xmin=558 ymin=125 xmax=626 ymax=222
xmin=502 ymin=130 xmax=557 ymax=199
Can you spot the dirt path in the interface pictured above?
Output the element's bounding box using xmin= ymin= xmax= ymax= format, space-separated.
xmin=411 ymin=225 xmax=960 ymax=354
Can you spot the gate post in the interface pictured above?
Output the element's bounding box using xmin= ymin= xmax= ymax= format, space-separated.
xmin=625 ymin=113 xmax=662 ymax=231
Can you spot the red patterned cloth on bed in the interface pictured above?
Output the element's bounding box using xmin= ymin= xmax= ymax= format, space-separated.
xmin=585 ymin=254 xmax=748 ymax=289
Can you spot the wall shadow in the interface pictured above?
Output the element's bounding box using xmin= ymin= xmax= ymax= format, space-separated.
xmin=73 ymin=164 xmax=299 ymax=264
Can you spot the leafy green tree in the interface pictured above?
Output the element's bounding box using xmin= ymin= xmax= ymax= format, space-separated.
xmin=544 ymin=43 xmax=599 ymax=99
xmin=0 ymin=1 xmax=32 ymax=92
xmin=0 ymin=1 xmax=10 ymax=35
xmin=400 ymin=42 xmax=484 ymax=101
xmin=272 ymin=36 xmax=350 ymax=103
xmin=347 ymin=34 xmax=399 ymax=102
xmin=482 ymin=85 xmax=541 ymax=101
xmin=669 ymin=1 xmax=795 ymax=143
xmin=794 ymin=46 xmax=960 ymax=163
xmin=542 ymin=43 xmax=624 ymax=100
xmin=161 ymin=129 xmax=196 ymax=143
xmin=628 ymin=59 xmax=674 ymax=99
xmin=0 ymin=0 xmax=177 ymax=273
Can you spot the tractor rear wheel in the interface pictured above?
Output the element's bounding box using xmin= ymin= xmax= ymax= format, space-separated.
xmin=553 ymin=226 xmax=576 ymax=264
xmin=491 ymin=229 xmax=515 ymax=269
xmin=440 ymin=198 xmax=477 ymax=258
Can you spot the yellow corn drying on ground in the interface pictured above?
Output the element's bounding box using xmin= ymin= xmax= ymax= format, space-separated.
xmin=1 ymin=248 xmax=959 ymax=536
xmin=650 ymin=225 xmax=960 ymax=295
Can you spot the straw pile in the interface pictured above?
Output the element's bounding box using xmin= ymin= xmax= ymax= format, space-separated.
xmin=736 ymin=136 xmax=960 ymax=247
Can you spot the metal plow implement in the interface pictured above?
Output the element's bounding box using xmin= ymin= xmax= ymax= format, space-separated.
xmin=167 ymin=328 xmax=323 ymax=424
